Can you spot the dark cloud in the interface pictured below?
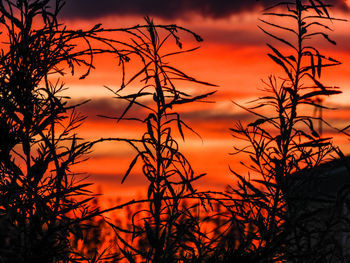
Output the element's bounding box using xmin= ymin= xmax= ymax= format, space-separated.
xmin=60 ymin=0 xmax=349 ymax=20
xmin=71 ymin=97 xmax=148 ymax=122
xmin=182 ymin=109 xmax=254 ymax=123
xmin=76 ymin=97 xmax=255 ymax=125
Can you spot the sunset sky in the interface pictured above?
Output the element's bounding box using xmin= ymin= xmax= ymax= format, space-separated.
xmin=53 ymin=0 xmax=350 ymax=201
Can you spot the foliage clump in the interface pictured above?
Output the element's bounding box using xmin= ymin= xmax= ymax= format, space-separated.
xmin=0 ymin=0 xmax=130 ymax=261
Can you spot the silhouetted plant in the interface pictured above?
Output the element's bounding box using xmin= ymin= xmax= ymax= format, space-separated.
xmin=224 ymin=0 xmax=346 ymax=262
xmin=102 ymin=17 xmax=216 ymax=262
xmin=70 ymin=195 xmax=121 ymax=263
xmin=0 ymin=0 xmax=136 ymax=262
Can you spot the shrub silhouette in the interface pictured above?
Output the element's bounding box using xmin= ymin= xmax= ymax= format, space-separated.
xmin=0 ymin=0 xmax=135 ymax=262
xmin=220 ymin=0 xmax=347 ymax=262
xmin=101 ymin=17 xmax=217 ymax=262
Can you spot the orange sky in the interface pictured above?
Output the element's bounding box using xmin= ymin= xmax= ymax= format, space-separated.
xmin=54 ymin=7 xmax=350 ymax=202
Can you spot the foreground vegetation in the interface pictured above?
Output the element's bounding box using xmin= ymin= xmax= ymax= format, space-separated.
xmin=0 ymin=0 xmax=348 ymax=262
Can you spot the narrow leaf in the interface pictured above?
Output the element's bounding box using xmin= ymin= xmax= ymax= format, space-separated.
xmin=122 ymin=154 xmax=139 ymax=183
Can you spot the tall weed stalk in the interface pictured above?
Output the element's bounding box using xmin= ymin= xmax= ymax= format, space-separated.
xmin=103 ymin=17 xmax=216 ymax=262
xmin=225 ymin=0 xmax=346 ymax=262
